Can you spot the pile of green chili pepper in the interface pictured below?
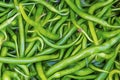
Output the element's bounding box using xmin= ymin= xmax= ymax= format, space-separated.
xmin=0 ymin=0 xmax=120 ymax=80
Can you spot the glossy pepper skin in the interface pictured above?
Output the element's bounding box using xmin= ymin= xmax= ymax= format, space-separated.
xmin=0 ymin=0 xmax=120 ymax=80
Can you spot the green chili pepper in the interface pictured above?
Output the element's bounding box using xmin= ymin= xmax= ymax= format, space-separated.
xmin=46 ymin=34 xmax=120 ymax=77
xmin=65 ymin=0 xmax=120 ymax=28
xmin=19 ymin=3 xmax=60 ymax=40
xmin=0 ymin=0 xmax=120 ymax=79
xmin=0 ymin=54 xmax=58 ymax=64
